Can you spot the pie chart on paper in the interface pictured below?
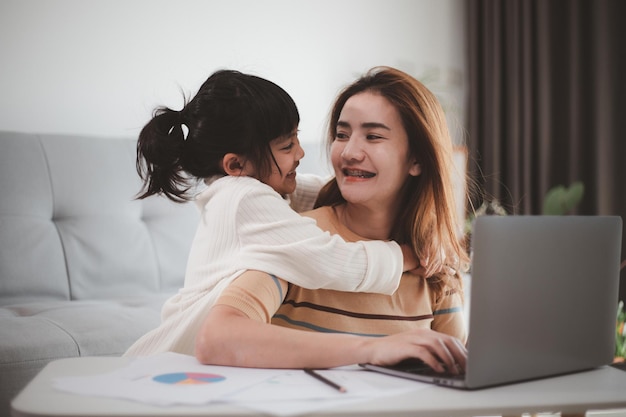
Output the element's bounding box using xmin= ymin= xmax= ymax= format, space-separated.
xmin=152 ymin=372 xmax=226 ymax=385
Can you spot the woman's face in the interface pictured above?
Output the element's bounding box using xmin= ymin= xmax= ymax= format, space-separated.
xmin=331 ymin=91 xmax=420 ymax=210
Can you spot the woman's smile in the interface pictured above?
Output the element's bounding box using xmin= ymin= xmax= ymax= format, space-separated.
xmin=342 ymin=168 xmax=376 ymax=179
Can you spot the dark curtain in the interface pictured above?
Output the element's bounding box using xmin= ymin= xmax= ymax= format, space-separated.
xmin=466 ymin=0 xmax=626 ymax=302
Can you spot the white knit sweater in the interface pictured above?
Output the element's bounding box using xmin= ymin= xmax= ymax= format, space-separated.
xmin=125 ymin=174 xmax=402 ymax=356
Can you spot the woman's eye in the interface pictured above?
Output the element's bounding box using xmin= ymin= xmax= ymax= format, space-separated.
xmin=366 ymin=134 xmax=383 ymax=140
xmin=280 ymin=142 xmax=295 ymax=151
xmin=335 ymin=132 xmax=349 ymax=140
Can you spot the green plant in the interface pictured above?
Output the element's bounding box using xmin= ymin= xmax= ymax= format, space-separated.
xmin=542 ymin=181 xmax=584 ymax=215
xmin=617 ymin=301 xmax=625 ymax=361
xmin=464 ymin=199 xmax=507 ymax=236
xmin=465 ymin=181 xmax=584 ymax=235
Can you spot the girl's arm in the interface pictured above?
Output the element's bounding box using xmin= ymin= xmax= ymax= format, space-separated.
xmin=289 ymin=174 xmax=420 ymax=276
xmin=195 ymin=270 xmax=466 ymax=372
xmin=222 ymin=177 xmax=410 ymax=294
xmin=286 ymin=173 xmax=329 ymax=213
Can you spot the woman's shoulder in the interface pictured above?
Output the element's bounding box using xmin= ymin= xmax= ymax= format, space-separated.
xmin=300 ymin=205 xmax=334 ymax=220
xmin=300 ymin=206 xmax=338 ymax=234
xmin=300 ymin=205 xmax=363 ymax=242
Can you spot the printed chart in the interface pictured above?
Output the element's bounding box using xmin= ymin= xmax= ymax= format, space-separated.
xmin=153 ymin=372 xmax=226 ymax=385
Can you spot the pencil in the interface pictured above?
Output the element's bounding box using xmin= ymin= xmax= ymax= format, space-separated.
xmin=304 ymin=368 xmax=347 ymax=393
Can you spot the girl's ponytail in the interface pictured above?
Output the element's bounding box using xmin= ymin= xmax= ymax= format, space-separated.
xmin=135 ymin=69 xmax=300 ymax=203
xmin=136 ymin=107 xmax=190 ymax=202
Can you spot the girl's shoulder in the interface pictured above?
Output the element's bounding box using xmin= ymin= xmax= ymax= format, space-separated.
xmin=201 ymin=175 xmax=277 ymax=196
xmin=194 ymin=176 xmax=281 ymax=209
xmin=209 ymin=175 xmax=272 ymax=191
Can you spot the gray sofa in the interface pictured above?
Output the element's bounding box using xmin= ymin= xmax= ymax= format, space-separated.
xmin=0 ymin=131 xmax=199 ymax=417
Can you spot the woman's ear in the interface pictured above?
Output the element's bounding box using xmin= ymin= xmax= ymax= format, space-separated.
xmin=409 ymin=160 xmax=422 ymax=177
xmin=222 ymin=153 xmax=251 ymax=176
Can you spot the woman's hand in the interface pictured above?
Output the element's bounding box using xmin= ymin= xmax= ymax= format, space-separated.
xmin=362 ymin=328 xmax=467 ymax=374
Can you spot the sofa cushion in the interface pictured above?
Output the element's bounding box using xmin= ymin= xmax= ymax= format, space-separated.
xmin=0 ymin=132 xmax=198 ymax=304
xmin=0 ymin=134 xmax=68 ymax=302
xmin=42 ymin=135 xmax=158 ymax=299
xmin=0 ymin=298 xmax=169 ymax=359
xmin=0 ymin=296 xmax=169 ymax=417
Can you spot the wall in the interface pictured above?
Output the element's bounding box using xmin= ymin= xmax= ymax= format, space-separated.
xmin=0 ymin=0 xmax=466 ymax=175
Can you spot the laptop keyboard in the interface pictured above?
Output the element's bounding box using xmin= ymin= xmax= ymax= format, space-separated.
xmin=387 ymin=358 xmax=466 ymax=380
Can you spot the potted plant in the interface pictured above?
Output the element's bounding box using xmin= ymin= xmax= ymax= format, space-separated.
xmin=541 ymin=181 xmax=584 ymax=215
xmin=617 ymin=300 xmax=626 ymax=363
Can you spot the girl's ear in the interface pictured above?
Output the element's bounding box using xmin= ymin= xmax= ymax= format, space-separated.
xmin=409 ymin=160 xmax=421 ymax=177
xmin=222 ymin=153 xmax=251 ymax=176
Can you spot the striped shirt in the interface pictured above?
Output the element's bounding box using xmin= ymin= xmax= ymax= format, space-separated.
xmin=216 ymin=206 xmax=467 ymax=342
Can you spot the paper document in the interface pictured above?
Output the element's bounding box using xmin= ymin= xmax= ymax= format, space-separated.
xmin=53 ymin=352 xmax=430 ymax=415
xmin=229 ymin=366 xmax=425 ymax=416
xmin=54 ymin=352 xmax=280 ymax=406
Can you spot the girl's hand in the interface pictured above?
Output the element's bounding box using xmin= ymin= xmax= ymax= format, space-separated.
xmin=362 ymin=328 xmax=467 ymax=374
xmin=400 ymin=244 xmax=420 ymax=273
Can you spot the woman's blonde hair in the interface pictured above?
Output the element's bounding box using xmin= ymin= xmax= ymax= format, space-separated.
xmin=316 ymin=66 xmax=469 ymax=300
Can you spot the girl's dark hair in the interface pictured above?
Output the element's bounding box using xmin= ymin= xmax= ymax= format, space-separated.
xmin=136 ymin=69 xmax=300 ymax=202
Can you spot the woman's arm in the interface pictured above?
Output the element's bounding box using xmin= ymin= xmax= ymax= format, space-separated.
xmin=196 ymin=304 xmax=466 ymax=372
xmin=195 ymin=270 xmax=466 ymax=372
xmin=196 ymin=304 xmax=370 ymax=368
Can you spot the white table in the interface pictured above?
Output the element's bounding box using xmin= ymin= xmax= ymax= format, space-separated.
xmin=11 ymin=357 xmax=626 ymax=417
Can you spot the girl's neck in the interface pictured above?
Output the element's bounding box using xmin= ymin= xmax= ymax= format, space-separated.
xmin=335 ymin=203 xmax=396 ymax=241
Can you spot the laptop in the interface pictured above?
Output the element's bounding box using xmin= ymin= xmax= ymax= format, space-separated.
xmin=361 ymin=215 xmax=623 ymax=389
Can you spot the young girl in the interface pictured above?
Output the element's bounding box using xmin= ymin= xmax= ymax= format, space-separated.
xmin=195 ymin=67 xmax=469 ymax=372
xmin=125 ymin=69 xmax=416 ymax=356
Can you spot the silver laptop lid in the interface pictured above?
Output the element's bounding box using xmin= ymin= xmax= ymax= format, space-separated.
xmin=466 ymin=215 xmax=622 ymax=388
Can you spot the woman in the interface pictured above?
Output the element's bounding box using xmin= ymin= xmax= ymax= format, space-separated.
xmin=195 ymin=67 xmax=470 ymax=373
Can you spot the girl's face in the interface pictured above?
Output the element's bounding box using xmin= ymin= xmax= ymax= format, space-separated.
xmin=265 ymin=130 xmax=305 ymax=196
xmin=331 ymin=91 xmax=421 ymax=210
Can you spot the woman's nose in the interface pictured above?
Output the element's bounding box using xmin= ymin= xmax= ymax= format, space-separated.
xmin=340 ymin=137 xmax=364 ymax=161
